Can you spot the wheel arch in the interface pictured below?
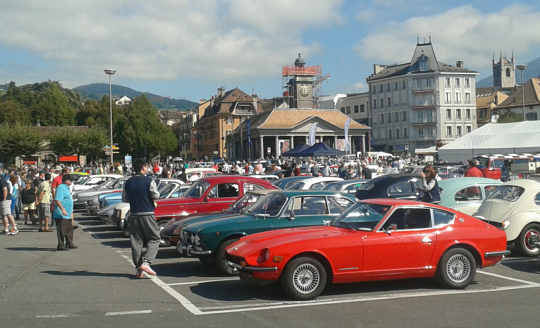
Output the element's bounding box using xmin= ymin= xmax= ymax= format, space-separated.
xmin=440 ymin=242 xmax=483 ymax=268
xmin=283 ymin=251 xmax=334 ymax=284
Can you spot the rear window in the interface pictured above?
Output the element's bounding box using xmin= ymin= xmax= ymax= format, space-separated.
xmin=486 ymin=185 xmax=525 ymax=202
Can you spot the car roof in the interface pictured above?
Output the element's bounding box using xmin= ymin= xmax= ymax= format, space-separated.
xmin=328 ymin=179 xmax=368 ymax=186
xmin=300 ymin=177 xmax=344 ymax=183
xmin=438 ymin=177 xmax=502 ymax=191
xmin=361 ymin=198 xmax=455 ymax=211
xmin=278 ymin=190 xmax=354 ymax=198
xmin=201 ymin=175 xmax=275 ymax=185
xmin=503 ymin=179 xmax=540 ymax=190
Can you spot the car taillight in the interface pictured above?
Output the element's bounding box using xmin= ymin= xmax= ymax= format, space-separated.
xmin=257 ymin=248 xmax=270 ymax=264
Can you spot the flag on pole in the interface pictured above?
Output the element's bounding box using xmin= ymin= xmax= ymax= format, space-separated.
xmin=309 ymin=122 xmax=318 ymax=145
xmin=344 ymin=117 xmax=351 ymax=152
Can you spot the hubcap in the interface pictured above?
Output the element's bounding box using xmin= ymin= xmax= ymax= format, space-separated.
xmin=446 ymin=254 xmax=471 ymax=284
xmin=524 ymin=229 xmax=540 ymax=252
xmin=292 ymin=263 xmax=320 ymax=294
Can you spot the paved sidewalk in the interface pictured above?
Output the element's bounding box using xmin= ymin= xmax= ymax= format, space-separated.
xmin=0 ymin=216 xmax=187 ymax=326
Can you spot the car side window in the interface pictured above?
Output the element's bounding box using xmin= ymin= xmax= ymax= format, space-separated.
xmin=208 ymin=183 xmax=239 ymax=198
xmin=290 ymin=196 xmax=328 ymax=215
xmin=345 ymin=184 xmax=359 ymax=194
xmin=455 ymin=186 xmax=482 ymax=201
xmin=387 ymin=181 xmax=413 ymax=196
xmin=382 ymin=208 xmax=432 ymax=230
xmin=433 ymin=209 xmax=455 ymax=226
xmin=484 ymin=185 xmax=498 ymax=199
xmin=536 ymin=193 xmax=540 ymax=206
xmin=244 ymin=182 xmax=265 ymax=192
xmin=310 ymin=182 xmax=326 ymax=190
xmin=327 ymin=197 xmax=354 ymax=214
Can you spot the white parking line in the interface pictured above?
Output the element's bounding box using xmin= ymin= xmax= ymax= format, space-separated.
xmin=477 ymin=270 xmax=539 ymax=285
xmin=36 ymin=314 xmax=76 ymax=318
xmin=105 ymin=310 xmax=152 ymax=316
xmin=167 ymin=278 xmax=239 ymax=286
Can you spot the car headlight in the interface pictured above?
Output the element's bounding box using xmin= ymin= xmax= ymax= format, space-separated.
xmin=502 ymin=220 xmax=510 ymax=230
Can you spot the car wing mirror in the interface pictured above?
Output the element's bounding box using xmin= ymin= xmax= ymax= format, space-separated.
xmin=288 ymin=210 xmax=296 ymax=221
xmin=385 ymin=224 xmax=397 ymax=235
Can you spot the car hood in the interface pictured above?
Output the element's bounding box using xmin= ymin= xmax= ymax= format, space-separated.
xmin=183 ymin=214 xmax=258 ymax=234
xmin=77 ymin=189 xmax=116 ymax=198
xmin=474 ymin=199 xmax=514 ymax=223
xmin=229 ymin=226 xmax=349 ymax=255
xmin=163 ymin=212 xmax=238 ymax=235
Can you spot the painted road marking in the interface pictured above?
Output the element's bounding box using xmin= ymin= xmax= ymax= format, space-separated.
xmin=105 ymin=310 xmax=152 ymax=316
xmin=477 ymin=270 xmax=539 ymax=285
xmin=36 ymin=314 xmax=77 ymax=318
xmin=167 ymin=278 xmax=239 ymax=286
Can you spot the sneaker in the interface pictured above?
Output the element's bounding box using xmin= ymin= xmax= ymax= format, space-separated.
xmin=139 ymin=263 xmax=156 ymax=276
xmin=68 ymin=245 xmax=78 ymax=249
xmin=10 ymin=229 xmax=19 ymax=235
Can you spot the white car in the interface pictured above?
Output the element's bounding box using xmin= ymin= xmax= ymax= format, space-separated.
xmin=474 ymin=179 xmax=540 ymax=256
xmin=287 ymin=177 xmax=344 ymax=190
xmin=72 ymin=174 xmax=123 ymax=192
xmin=248 ymin=174 xmax=280 ymax=182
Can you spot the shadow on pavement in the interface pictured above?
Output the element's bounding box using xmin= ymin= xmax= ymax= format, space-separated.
xmin=42 ymin=270 xmax=134 ymax=279
xmin=89 ymin=232 xmax=126 ymax=239
xmin=501 ymin=257 xmax=540 ymax=274
xmin=102 ymin=240 xmax=131 ymax=248
xmin=156 ymin=248 xmax=180 ymax=259
xmin=82 ymin=226 xmax=119 ymax=233
xmin=151 ymin=260 xmax=225 ymax=278
xmin=6 ymin=247 xmax=57 ymax=252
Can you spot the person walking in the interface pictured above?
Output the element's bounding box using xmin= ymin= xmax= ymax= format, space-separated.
xmin=37 ymin=172 xmax=53 ymax=232
xmin=123 ymin=162 xmax=160 ymax=278
xmin=53 ymin=175 xmax=76 ymax=250
xmin=1 ymin=173 xmax=17 ymax=235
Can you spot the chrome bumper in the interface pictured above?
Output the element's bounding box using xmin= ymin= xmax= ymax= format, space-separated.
xmin=176 ymin=242 xmax=212 ymax=256
xmin=484 ymin=250 xmax=511 ymax=258
xmin=227 ymin=261 xmax=278 ymax=272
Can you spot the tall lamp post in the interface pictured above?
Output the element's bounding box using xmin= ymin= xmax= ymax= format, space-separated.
xmin=104 ymin=69 xmax=116 ymax=170
xmin=516 ymin=64 xmax=527 ymax=121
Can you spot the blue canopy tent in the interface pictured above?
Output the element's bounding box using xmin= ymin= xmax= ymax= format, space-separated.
xmin=295 ymin=143 xmax=344 ymax=157
xmin=282 ymin=143 xmax=311 ymax=157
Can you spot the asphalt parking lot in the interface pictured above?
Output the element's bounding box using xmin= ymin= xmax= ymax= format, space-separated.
xmin=2 ymin=213 xmax=540 ymax=328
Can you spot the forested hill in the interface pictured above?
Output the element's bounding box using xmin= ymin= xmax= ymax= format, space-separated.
xmin=74 ymin=83 xmax=196 ymax=110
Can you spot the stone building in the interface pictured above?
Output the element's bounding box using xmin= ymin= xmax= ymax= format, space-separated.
xmin=493 ymin=53 xmax=516 ymax=89
xmin=336 ymin=92 xmax=370 ymax=126
xmin=492 ymin=78 xmax=540 ymax=121
xmin=366 ymin=40 xmax=478 ymax=152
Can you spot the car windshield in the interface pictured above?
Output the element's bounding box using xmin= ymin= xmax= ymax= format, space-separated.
xmin=324 ymin=183 xmax=341 ymax=191
xmin=184 ymin=181 xmax=210 ymax=198
xmin=76 ymin=176 xmax=90 ymax=184
xmin=486 ymin=185 xmax=525 ymax=202
xmin=357 ymin=181 xmax=374 ymax=191
xmin=332 ymin=202 xmax=391 ymax=230
xmin=228 ymin=192 xmax=261 ymax=213
xmin=158 ymin=183 xmax=177 ymax=199
xmin=247 ymin=192 xmax=287 ymax=216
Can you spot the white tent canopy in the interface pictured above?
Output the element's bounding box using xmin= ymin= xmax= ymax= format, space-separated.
xmin=415 ymin=146 xmax=437 ymax=155
xmin=438 ymin=121 xmax=540 ymax=163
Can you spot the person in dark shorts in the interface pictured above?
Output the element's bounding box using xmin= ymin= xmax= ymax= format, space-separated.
xmin=123 ymin=162 xmax=160 ymax=278
xmin=53 ymin=175 xmax=76 ymax=250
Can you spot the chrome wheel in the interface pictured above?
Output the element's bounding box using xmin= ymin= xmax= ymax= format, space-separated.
xmin=292 ymin=263 xmax=320 ymax=295
xmin=524 ymin=229 xmax=540 ymax=252
xmin=446 ymin=254 xmax=471 ymax=284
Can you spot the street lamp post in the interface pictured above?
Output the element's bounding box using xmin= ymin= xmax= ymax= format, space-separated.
xmin=516 ymin=64 xmax=527 ymax=121
xmin=104 ymin=69 xmax=116 ymax=170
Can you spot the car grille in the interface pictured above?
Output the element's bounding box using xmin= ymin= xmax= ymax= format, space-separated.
xmin=226 ymin=254 xmax=245 ymax=266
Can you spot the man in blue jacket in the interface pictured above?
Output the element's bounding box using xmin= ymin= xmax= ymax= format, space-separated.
xmin=123 ymin=162 xmax=160 ymax=278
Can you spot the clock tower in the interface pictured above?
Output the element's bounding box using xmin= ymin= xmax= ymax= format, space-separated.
xmin=283 ymin=53 xmax=319 ymax=109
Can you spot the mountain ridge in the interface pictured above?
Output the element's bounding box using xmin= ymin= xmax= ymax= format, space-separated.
xmin=73 ymin=83 xmax=197 ymax=110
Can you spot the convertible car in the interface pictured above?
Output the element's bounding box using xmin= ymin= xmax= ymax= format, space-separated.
xmin=226 ymin=199 xmax=508 ymax=300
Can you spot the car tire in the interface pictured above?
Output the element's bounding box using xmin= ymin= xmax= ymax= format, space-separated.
xmin=437 ymin=247 xmax=476 ymax=289
xmin=216 ymin=238 xmax=239 ymax=275
xmin=199 ymin=256 xmax=215 ymax=267
xmin=518 ymin=223 xmax=540 ymax=257
xmin=280 ymin=256 xmax=327 ymax=300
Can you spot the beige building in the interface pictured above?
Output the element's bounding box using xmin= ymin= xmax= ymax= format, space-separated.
xmin=336 ymin=92 xmax=370 ymax=126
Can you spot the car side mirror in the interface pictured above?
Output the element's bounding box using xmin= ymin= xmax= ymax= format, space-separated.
xmin=385 ymin=224 xmax=397 ymax=235
xmin=288 ymin=210 xmax=296 ymax=221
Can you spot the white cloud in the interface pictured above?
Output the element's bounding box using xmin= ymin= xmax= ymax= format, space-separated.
xmin=356 ymin=5 xmax=540 ymax=69
xmin=0 ymin=0 xmax=342 ymax=84
xmin=352 ymin=81 xmax=366 ymax=91
xmin=356 ymin=9 xmax=377 ymax=23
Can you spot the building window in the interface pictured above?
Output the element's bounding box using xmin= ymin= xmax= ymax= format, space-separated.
xmin=465 ymin=78 xmax=470 ymax=88
xmin=465 ymin=92 xmax=471 ymax=104
xmin=402 ymin=80 xmax=407 ymax=89
xmin=446 ymin=109 xmax=452 ymax=120
xmin=446 ymin=126 xmax=452 ymax=137
xmin=418 ymin=127 xmax=424 ymax=137
xmin=456 ymin=92 xmax=461 ymax=104
xmin=388 ymin=113 xmax=392 ymax=123
xmin=396 ymin=128 xmax=400 ymax=139
xmin=354 ymin=105 xmax=359 ymax=113
xmin=380 ymin=113 xmax=384 ymax=123
xmin=426 ymin=78 xmax=432 ymax=88
xmin=506 ymin=68 xmax=511 ymax=77
xmin=403 ymin=127 xmax=408 ymax=138
xmin=416 ymin=79 xmax=422 ymax=89
xmin=388 ymin=129 xmax=393 ymax=139
xmin=428 ymin=127 xmax=433 ymax=137
xmin=373 ymin=99 xmax=377 ymax=109
xmin=466 ymin=108 xmax=471 ymax=120
xmin=395 ymin=82 xmax=398 ymax=90
xmin=387 ymin=97 xmax=391 ymax=106
xmin=526 ymin=112 xmax=538 ymax=120
xmin=379 ymin=84 xmax=383 ymax=93
xmin=417 ymin=111 xmax=424 ymax=122
xmin=386 ymin=83 xmax=390 ymax=92
xmin=445 ymin=92 xmax=451 ymax=104
xmin=346 ymin=106 xmax=351 ymax=114
xmin=401 ymin=111 xmax=407 ymax=121
xmin=457 ymin=126 xmax=462 ymax=136
xmin=456 ymin=109 xmax=461 ymax=120
xmin=466 ymin=126 xmax=472 ymax=133
xmin=445 ymin=77 xmax=451 ymax=88
xmin=394 ymin=112 xmax=399 ymax=122
xmin=360 ymin=104 xmax=365 ymax=112
xmin=340 ymin=107 xmax=345 ymax=113
xmin=455 ymin=78 xmax=460 ymax=88
xmin=380 ymin=98 xmax=384 ymax=108
xmin=426 ymin=110 xmax=433 ymax=122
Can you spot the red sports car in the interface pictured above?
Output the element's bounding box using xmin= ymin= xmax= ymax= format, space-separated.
xmin=226 ymin=199 xmax=509 ymax=300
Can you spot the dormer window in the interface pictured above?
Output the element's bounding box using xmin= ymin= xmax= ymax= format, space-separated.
xmin=418 ymin=55 xmax=428 ymax=72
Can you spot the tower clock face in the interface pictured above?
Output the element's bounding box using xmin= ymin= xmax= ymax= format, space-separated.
xmin=300 ymin=85 xmax=312 ymax=97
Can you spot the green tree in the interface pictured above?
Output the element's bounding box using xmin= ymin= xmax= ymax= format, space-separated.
xmin=79 ymin=128 xmax=108 ymax=161
xmin=497 ymin=110 xmax=523 ymax=123
xmin=0 ymin=100 xmax=31 ymax=125
xmin=0 ymin=125 xmax=44 ymax=164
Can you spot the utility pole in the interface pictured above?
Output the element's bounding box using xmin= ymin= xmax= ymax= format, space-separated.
xmin=104 ymin=69 xmax=116 ymax=170
xmin=517 ymin=64 xmax=527 ymax=121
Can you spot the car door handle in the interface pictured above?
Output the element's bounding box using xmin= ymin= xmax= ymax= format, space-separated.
xmin=422 ymin=236 xmax=432 ymax=244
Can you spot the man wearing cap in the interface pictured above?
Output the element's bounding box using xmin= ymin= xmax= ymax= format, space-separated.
xmin=465 ymin=160 xmax=484 ymax=177
xmin=53 ymin=175 xmax=76 ymax=250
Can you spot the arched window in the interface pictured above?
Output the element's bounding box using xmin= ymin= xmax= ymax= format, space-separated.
xmin=506 ymin=68 xmax=511 ymax=77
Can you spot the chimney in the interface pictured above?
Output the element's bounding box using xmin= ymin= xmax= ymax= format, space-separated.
xmin=373 ymin=64 xmax=386 ymax=75
xmin=456 ymin=60 xmax=464 ymax=68
xmin=217 ymin=87 xmax=224 ymax=97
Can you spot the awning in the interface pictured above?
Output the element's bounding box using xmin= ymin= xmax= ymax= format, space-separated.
xmin=59 ymin=155 xmax=78 ymax=162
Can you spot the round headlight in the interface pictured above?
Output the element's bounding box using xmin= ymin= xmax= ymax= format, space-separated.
xmin=502 ymin=220 xmax=510 ymax=230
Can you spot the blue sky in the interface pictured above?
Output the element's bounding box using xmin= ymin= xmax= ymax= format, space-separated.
xmin=1 ymin=0 xmax=540 ymax=102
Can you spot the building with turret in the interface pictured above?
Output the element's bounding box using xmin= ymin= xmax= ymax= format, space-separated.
xmin=493 ymin=53 xmax=516 ymax=89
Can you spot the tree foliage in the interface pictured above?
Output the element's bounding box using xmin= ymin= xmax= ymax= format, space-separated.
xmin=0 ymin=125 xmax=44 ymax=164
xmin=49 ymin=128 xmax=108 ymax=161
xmin=497 ymin=110 xmax=524 ymax=123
